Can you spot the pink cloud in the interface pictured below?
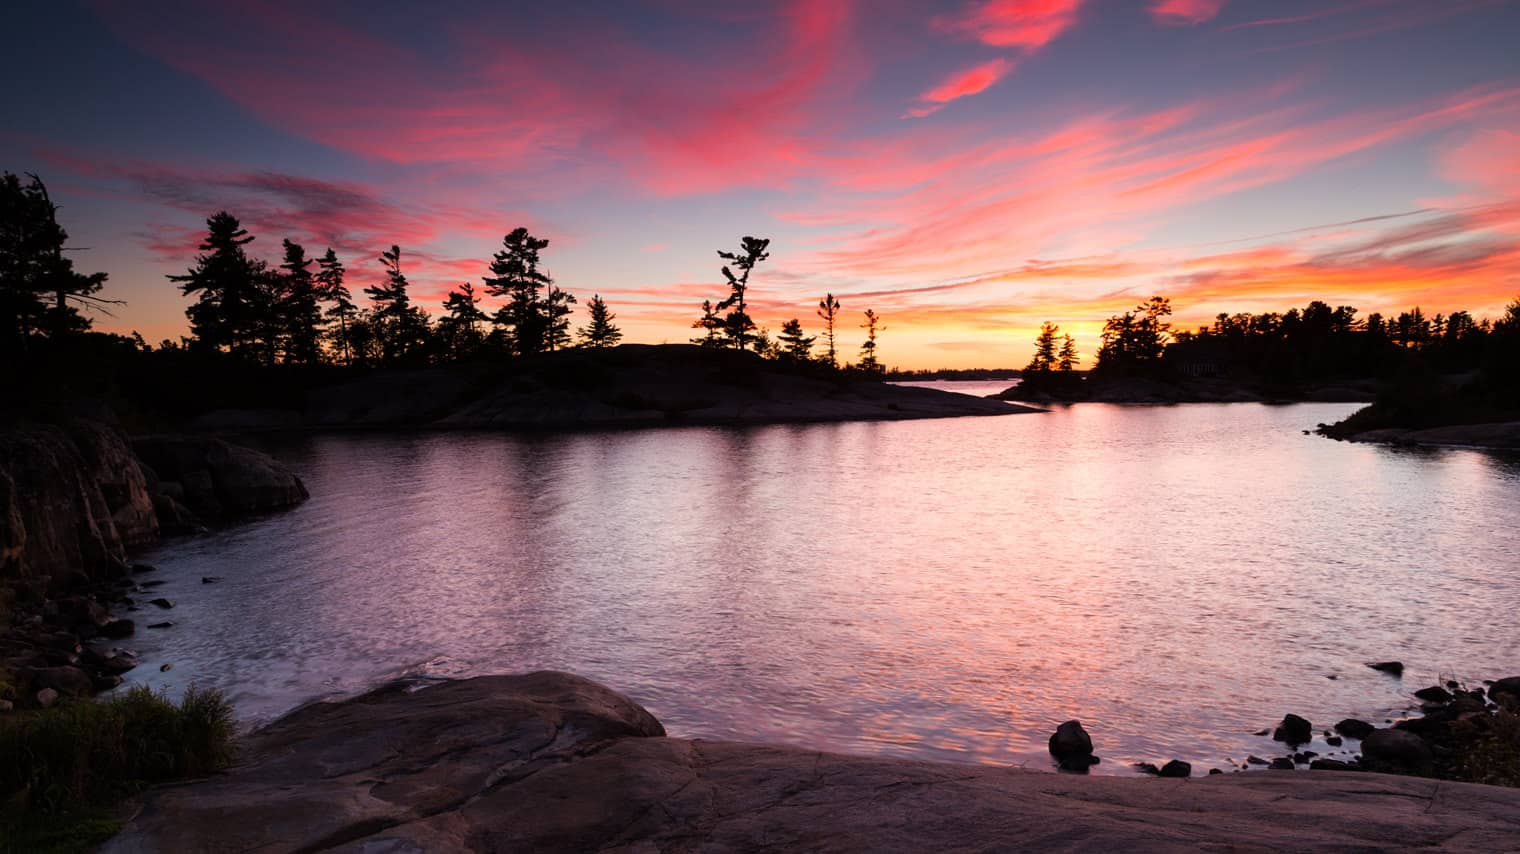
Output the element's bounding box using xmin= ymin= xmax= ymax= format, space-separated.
xmin=1149 ymin=0 xmax=1227 ymax=26
xmin=936 ymin=0 xmax=1086 ymax=49
xmin=90 ymin=0 xmax=864 ymax=198
xmin=908 ymin=58 xmax=1014 ymax=117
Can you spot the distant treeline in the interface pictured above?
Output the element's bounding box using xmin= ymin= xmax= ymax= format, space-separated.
xmin=884 ymin=368 xmax=1027 ymax=381
xmin=1025 ymin=295 xmax=1520 ymax=423
xmin=1 ymin=171 xmax=890 ymax=380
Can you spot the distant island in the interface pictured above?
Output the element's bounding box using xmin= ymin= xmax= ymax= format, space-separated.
xmin=996 ymin=296 xmax=1520 ymax=448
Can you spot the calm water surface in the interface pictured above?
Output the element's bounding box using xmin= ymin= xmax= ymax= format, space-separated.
xmin=125 ymin=394 xmax=1520 ymax=773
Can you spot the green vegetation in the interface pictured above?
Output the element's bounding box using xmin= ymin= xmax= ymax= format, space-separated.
xmin=0 ymin=686 xmax=234 ymax=853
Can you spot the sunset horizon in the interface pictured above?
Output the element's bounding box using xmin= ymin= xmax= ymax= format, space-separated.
xmin=6 ymin=0 xmax=1519 ymax=369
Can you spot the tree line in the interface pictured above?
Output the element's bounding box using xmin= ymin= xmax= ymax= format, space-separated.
xmin=165 ymin=213 xmax=623 ymax=367
xmin=686 ymin=235 xmax=886 ymax=372
xmin=1023 ymin=294 xmax=1520 ymax=411
xmin=3 ymin=171 xmax=887 ymax=374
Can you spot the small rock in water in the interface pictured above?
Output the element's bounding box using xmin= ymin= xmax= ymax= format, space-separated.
xmin=100 ymin=618 xmax=135 ymax=638
xmin=1326 ymin=674 xmax=1337 ymax=680
xmin=160 ymin=663 xmax=173 ymax=672
xmin=1413 ymin=686 xmax=1453 ymax=704
xmin=1246 ymin=756 xmax=1269 ymax=766
xmin=201 ymin=576 xmax=222 ymax=584
xmin=1292 ymin=751 xmax=1317 ymax=763
xmin=1310 ymin=758 xmax=1353 ymax=771
xmin=1048 ymin=720 xmax=1094 ymax=760
xmin=1273 ymin=714 xmax=1313 ymax=746
xmin=1252 ymin=729 xmax=1269 ymax=737
xmin=1367 ymin=661 xmax=1404 ymax=676
xmin=147 ymin=621 xmax=174 ymax=629
xmin=139 ymin=579 xmax=167 ymax=588
xmin=1208 ymin=768 xmax=1222 ymax=775
xmin=1326 ymin=736 xmax=1343 ymax=747
xmin=1133 ymin=762 xmax=1161 ymax=776
xmin=148 ymin=598 xmax=175 ymax=609
xmin=1334 ymin=719 xmax=1376 ymax=740
xmin=1159 ymin=760 xmax=1191 ymax=778
xmin=131 ymin=563 xmax=158 ymax=574
xmin=1269 ymin=757 xmax=1296 ymax=770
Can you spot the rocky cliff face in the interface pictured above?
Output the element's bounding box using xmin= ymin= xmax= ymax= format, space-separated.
xmin=0 ymin=421 xmax=309 ymax=594
xmin=0 ymin=418 xmax=158 ymax=590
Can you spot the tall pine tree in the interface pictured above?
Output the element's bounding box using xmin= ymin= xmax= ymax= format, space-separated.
xmin=578 ymin=294 xmax=622 ymax=348
xmin=169 ymin=211 xmax=261 ymax=358
xmin=484 ymin=227 xmax=552 ymax=357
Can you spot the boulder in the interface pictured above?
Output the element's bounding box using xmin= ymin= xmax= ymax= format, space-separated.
xmin=1310 ymin=759 xmax=1354 ymax=771
xmin=1159 ymin=760 xmax=1191 ymax=778
xmin=1360 ymin=729 xmax=1433 ymax=774
xmin=36 ymin=687 xmax=59 ymax=708
xmin=1269 ymin=757 xmax=1296 ymax=770
xmin=25 ymin=664 xmax=94 ymax=697
xmin=1414 ymin=686 xmax=1453 ymax=704
xmin=99 ymin=617 xmax=135 ymax=638
xmin=1488 ymin=676 xmax=1520 ymax=709
xmin=1273 ymin=714 xmax=1313 ymax=745
xmin=132 ymin=436 xmax=308 ymax=523
xmin=1048 ymin=720 xmax=1094 ymax=761
xmin=1367 ymin=661 xmax=1404 ymax=676
xmin=1334 ymin=719 xmax=1376 ymax=740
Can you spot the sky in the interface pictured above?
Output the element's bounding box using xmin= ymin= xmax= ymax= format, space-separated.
xmin=4 ymin=0 xmax=1519 ymax=369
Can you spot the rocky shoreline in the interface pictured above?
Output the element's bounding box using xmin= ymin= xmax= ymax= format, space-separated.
xmin=995 ymin=374 xmax=1379 ymax=406
xmin=0 ymin=416 xmax=308 ymax=712
xmin=1320 ymin=419 xmax=1520 ymax=451
xmin=103 ymin=671 xmax=1520 ymax=852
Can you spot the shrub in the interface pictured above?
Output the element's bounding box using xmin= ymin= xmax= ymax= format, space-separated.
xmin=0 ymin=685 xmax=234 ymax=814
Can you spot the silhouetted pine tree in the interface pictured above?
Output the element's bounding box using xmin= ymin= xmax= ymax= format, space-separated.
xmin=578 ymin=294 xmax=622 ymax=348
xmin=691 ymin=299 xmax=723 ymax=347
xmin=1 ymin=172 xmax=111 ymax=351
xmin=816 ymin=293 xmax=841 ymax=368
xmin=279 ymin=239 xmax=323 ymax=365
xmin=365 ymin=244 xmax=429 ymax=364
xmin=715 ymin=236 xmax=769 ymax=350
xmin=1027 ymin=322 xmax=1059 ymax=372
xmin=1058 ymin=334 xmax=1080 ymax=371
xmin=316 ymin=249 xmax=354 ymax=365
xmin=777 ymin=318 xmax=815 ymax=363
xmin=439 ymin=281 xmax=488 ymax=358
xmin=484 ymin=227 xmax=552 ymax=357
xmin=859 ymin=309 xmax=883 ymax=373
xmin=545 ymin=283 xmax=577 ymax=351
xmin=170 ymin=211 xmax=262 ymax=358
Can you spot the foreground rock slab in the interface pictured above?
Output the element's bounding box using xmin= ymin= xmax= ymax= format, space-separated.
xmin=106 ymin=672 xmax=1520 ymax=853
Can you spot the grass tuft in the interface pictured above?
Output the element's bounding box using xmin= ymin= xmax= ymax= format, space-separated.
xmin=0 ymin=685 xmax=234 ymax=852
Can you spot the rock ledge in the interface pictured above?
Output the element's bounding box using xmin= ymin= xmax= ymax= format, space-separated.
xmin=106 ymin=672 xmax=1520 ymax=852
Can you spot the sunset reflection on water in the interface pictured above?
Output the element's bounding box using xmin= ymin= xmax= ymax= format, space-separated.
xmin=123 ymin=399 xmax=1520 ymax=774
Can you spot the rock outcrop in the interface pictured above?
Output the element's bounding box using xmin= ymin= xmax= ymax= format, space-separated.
xmin=106 ymin=672 xmax=1520 ymax=852
xmin=0 ymin=418 xmax=157 ymax=589
xmin=132 ymin=435 xmax=309 ymax=523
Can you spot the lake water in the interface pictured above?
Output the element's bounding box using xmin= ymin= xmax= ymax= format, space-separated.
xmin=124 ymin=390 xmax=1520 ymax=774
